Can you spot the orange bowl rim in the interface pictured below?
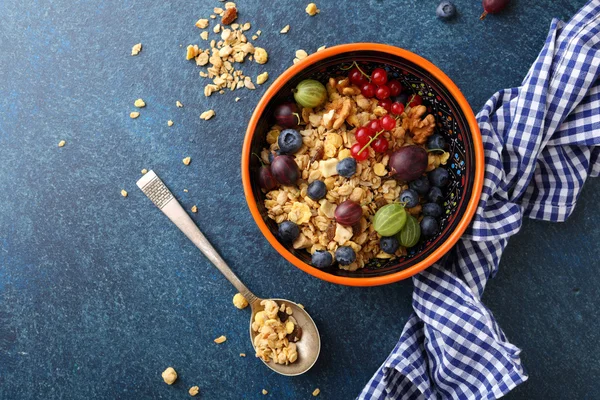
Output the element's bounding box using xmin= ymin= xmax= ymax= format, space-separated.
xmin=241 ymin=43 xmax=484 ymax=287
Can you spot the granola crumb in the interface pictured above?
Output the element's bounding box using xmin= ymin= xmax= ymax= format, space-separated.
xmin=130 ymin=111 xmax=140 ymax=119
xmin=235 ymin=97 xmax=240 ymax=102
xmin=256 ymin=72 xmax=269 ymax=85
xmin=167 ymin=120 xmax=174 ymax=127
xmin=210 ymin=14 xmax=216 ymax=19
xmin=221 ymin=7 xmax=237 ymax=25
xmin=251 ymin=35 xmax=258 ymax=41
xmin=262 ymin=389 xmax=268 ymax=395
xmin=254 ymin=47 xmax=268 ymax=64
xmin=161 ymin=367 xmax=177 ymax=385
xmin=239 ymin=353 xmax=246 ymax=357
xmin=280 ymin=25 xmax=290 ymax=34
xmin=141 ymin=169 xmax=148 ymax=174
xmin=176 ymin=101 xmax=183 ymax=108
xmin=200 ymin=110 xmax=216 ymax=120
xmin=131 ymin=43 xmax=142 ymax=55
xmin=182 ymin=157 xmax=192 ymax=166
xmin=58 ymin=140 xmax=66 ymax=147
xmin=297 ymin=303 xmax=305 ymax=309
xmin=312 ymin=388 xmax=321 ymax=397
xmin=191 ymin=205 xmax=198 ymax=213
xmin=232 ymin=293 xmax=249 ymax=309
xmin=189 ymin=386 xmax=200 ymax=396
xmin=317 ymin=45 xmax=327 ymax=52
xmin=214 ymin=335 xmax=227 ymax=344
xmin=225 ymin=2 xmax=236 ymax=8
xmin=200 ymin=31 xmax=209 ymax=40
xmin=195 ymin=18 xmax=209 ymax=29
xmin=256 ymin=30 xmax=262 ymax=36
xmin=183 ymin=189 xmax=188 ymax=192
xmin=134 ymin=98 xmax=146 ymax=108
xmin=305 ymin=3 xmax=319 ymax=16
xmin=121 ymin=189 xmax=128 ymax=197
xmin=213 ymin=23 xmax=221 ymax=33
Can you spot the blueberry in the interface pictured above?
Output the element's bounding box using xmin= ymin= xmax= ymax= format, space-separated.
xmin=335 ymin=246 xmax=356 ymax=266
xmin=278 ymin=129 xmax=303 ymax=154
xmin=312 ymin=250 xmax=333 ymax=269
xmin=391 ymin=93 xmax=409 ymax=105
xmin=307 ymin=180 xmax=327 ymax=200
xmin=409 ymin=176 xmax=430 ymax=196
xmin=421 ymin=216 xmax=439 ymax=237
xmin=428 ymin=167 xmax=450 ymax=187
xmin=423 ymin=203 xmax=443 ymax=218
xmin=336 ymin=157 xmax=357 ymax=178
xmin=436 ymin=1 xmax=456 ymax=20
xmin=399 ymin=189 xmax=419 ymax=208
xmin=428 ymin=186 xmax=444 ymax=204
xmin=278 ymin=221 xmax=299 ymax=243
xmin=427 ymin=134 xmax=446 ymax=150
xmin=268 ymin=151 xmax=280 ymax=164
xmin=380 ymin=236 xmax=399 ymax=254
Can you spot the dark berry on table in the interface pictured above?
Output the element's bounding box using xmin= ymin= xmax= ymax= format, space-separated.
xmin=337 ymin=157 xmax=357 ymax=178
xmin=399 ymin=189 xmax=419 ymax=208
xmin=278 ymin=221 xmax=300 ymax=243
xmin=307 ymin=180 xmax=327 ymax=200
xmin=436 ymin=1 xmax=457 ymax=19
xmin=361 ymin=82 xmax=376 ymax=98
xmin=312 ymin=250 xmax=333 ymax=268
xmin=368 ymin=119 xmax=382 ymax=132
xmin=375 ymin=85 xmax=391 ymax=100
xmin=391 ymin=92 xmax=409 ymax=105
xmin=355 ymin=126 xmax=374 ymax=146
xmin=380 ymin=236 xmax=400 ymax=254
xmin=379 ymin=98 xmax=392 ymax=111
xmin=428 ymin=186 xmax=444 ymax=204
xmin=351 ymin=143 xmax=369 ymax=161
xmin=420 ymin=216 xmax=439 ymax=237
xmin=335 ymin=246 xmax=356 ymax=265
xmin=388 ymin=80 xmax=403 ymax=97
xmin=409 ymin=176 xmax=430 ymax=196
xmin=391 ymin=102 xmax=405 ymax=115
xmin=277 ymin=129 xmax=303 ymax=154
xmin=428 ymin=167 xmax=450 ymax=187
xmin=371 ymin=68 xmax=388 ymax=86
xmin=372 ymin=137 xmax=389 ymax=153
xmin=427 ymin=134 xmax=446 ymax=150
xmin=381 ymin=115 xmax=396 ymax=131
xmin=423 ymin=203 xmax=443 ymax=218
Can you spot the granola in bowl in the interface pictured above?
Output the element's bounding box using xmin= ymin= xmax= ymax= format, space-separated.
xmin=257 ymin=67 xmax=451 ymax=271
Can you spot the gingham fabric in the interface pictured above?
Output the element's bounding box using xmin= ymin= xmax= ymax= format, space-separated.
xmin=359 ymin=2 xmax=600 ymax=399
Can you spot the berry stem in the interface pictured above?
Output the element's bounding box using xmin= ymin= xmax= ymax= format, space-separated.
xmin=357 ymin=129 xmax=384 ymax=155
xmin=293 ymin=112 xmax=301 ymax=125
xmin=252 ymin=152 xmax=265 ymax=166
xmin=479 ymin=11 xmax=488 ymax=20
xmin=341 ymin=61 xmax=371 ymax=81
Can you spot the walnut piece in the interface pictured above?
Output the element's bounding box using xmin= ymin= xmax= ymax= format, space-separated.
xmin=403 ymin=105 xmax=435 ymax=144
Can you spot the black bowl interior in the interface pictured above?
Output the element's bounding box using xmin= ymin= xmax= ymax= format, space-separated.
xmin=248 ymin=50 xmax=476 ymax=278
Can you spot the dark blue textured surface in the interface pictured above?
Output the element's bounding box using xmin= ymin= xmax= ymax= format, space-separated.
xmin=0 ymin=1 xmax=598 ymax=399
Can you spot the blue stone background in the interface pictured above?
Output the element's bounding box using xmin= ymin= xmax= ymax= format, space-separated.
xmin=0 ymin=0 xmax=598 ymax=399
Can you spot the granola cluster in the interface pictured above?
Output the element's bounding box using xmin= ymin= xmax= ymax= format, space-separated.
xmin=261 ymin=77 xmax=448 ymax=271
xmin=252 ymin=300 xmax=301 ymax=365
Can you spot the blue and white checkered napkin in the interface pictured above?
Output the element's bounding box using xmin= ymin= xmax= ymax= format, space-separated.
xmin=360 ymin=2 xmax=600 ymax=399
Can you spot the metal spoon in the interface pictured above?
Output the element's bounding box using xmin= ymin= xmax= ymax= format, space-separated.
xmin=137 ymin=171 xmax=320 ymax=376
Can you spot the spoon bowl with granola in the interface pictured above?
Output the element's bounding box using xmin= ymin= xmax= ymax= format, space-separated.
xmin=242 ymin=43 xmax=485 ymax=286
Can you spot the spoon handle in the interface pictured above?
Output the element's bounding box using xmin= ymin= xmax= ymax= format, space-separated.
xmin=137 ymin=171 xmax=259 ymax=305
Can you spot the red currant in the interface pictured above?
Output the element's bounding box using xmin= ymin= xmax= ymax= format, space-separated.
xmin=368 ymin=119 xmax=382 ymax=132
xmin=351 ymin=143 xmax=369 ymax=161
xmin=371 ymin=68 xmax=388 ymax=86
xmin=361 ymin=83 xmax=376 ymax=98
xmin=372 ymin=137 xmax=389 ymax=153
xmin=375 ymin=85 xmax=391 ymax=100
xmin=381 ymin=115 xmax=396 ymax=131
xmin=349 ymin=67 xmax=368 ymax=86
xmin=379 ymin=98 xmax=392 ymax=112
xmin=388 ymin=80 xmax=403 ymax=97
xmin=355 ymin=127 xmax=374 ymax=146
xmin=391 ymin=102 xmax=405 ymax=115
xmin=407 ymin=94 xmax=423 ymax=108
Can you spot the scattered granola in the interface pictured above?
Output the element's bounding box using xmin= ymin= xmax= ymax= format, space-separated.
xmin=141 ymin=169 xmax=148 ymax=174
xmin=295 ymin=49 xmax=308 ymax=60
xmin=58 ymin=140 xmax=66 ymax=147
xmin=182 ymin=157 xmax=192 ymax=166
xmin=200 ymin=31 xmax=209 ymax=40
xmin=189 ymin=386 xmax=200 ymax=397
xmin=239 ymin=353 xmax=246 ymax=357
xmin=191 ymin=205 xmax=198 ymax=213
xmin=280 ymin=25 xmax=290 ymax=34
xmin=161 ymin=367 xmax=177 ymax=385
xmin=317 ymin=45 xmax=327 ymax=52
xmin=134 ymin=98 xmax=146 ymax=108
xmin=305 ymin=3 xmax=320 ymax=16
xmin=254 ymin=47 xmax=268 ymax=64
xmin=130 ymin=111 xmax=140 ymax=119
xmin=221 ymin=6 xmax=237 ymax=25
xmin=167 ymin=120 xmax=174 ymax=127
xmin=252 ymin=300 xmax=300 ymax=365
xmin=312 ymin=388 xmax=321 ymax=396
xmin=196 ymin=19 xmax=209 ymax=29
xmin=121 ymin=190 xmax=128 ymax=197
xmin=131 ymin=43 xmax=142 ymax=56
xmin=256 ymin=72 xmax=269 ymax=85
xmin=200 ymin=110 xmax=216 ymax=120
xmin=232 ymin=293 xmax=249 ymax=309
xmin=262 ymin=389 xmax=268 ymax=395
xmin=235 ymin=97 xmax=240 ymax=102
xmin=176 ymin=101 xmax=183 ymax=108
xmin=214 ymin=335 xmax=227 ymax=344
